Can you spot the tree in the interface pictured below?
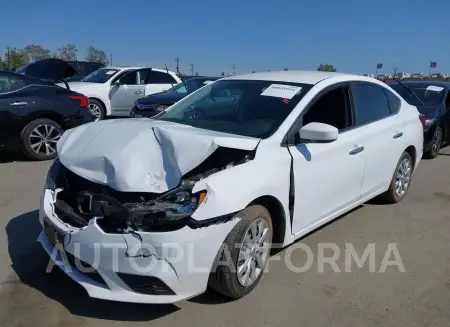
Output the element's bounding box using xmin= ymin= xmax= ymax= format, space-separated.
xmin=85 ymin=46 xmax=109 ymax=65
xmin=57 ymin=44 xmax=78 ymax=61
xmin=23 ymin=44 xmax=51 ymax=62
xmin=318 ymin=64 xmax=337 ymax=72
xmin=3 ymin=47 xmax=29 ymax=71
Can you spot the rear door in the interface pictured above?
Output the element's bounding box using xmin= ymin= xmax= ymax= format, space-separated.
xmin=350 ymin=83 xmax=407 ymax=199
xmin=110 ymin=69 xmax=151 ymax=116
xmin=145 ymin=70 xmax=179 ymax=96
xmin=0 ymin=73 xmax=33 ymax=144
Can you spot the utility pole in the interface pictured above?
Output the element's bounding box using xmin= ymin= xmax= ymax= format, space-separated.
xmin=110 ymin=54 xmax=113 ymax=65
xmin=189 ymin=64 xmax=194 ymax=76
xmin=393 ymin=68 xmax=397 ymax=77
xmin=232 ymin=64 xmax=236 ymax=75
xmin=176 ymin=58 xmax=180 ymax=75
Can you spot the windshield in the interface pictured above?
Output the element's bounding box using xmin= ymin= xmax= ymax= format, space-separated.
xmin=159 ymin=80 xmax=312 ymax=138
xmin=390 ymin=83 xmax=446 ymax=106
xmin=169 ymin=78 xmax=216 ymax=94
xmin=82 ymin=68 xmax=119 ymax=83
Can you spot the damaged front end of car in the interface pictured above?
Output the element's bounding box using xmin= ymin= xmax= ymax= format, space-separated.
xmin=46 ymin=146 xmax=255 ymax=234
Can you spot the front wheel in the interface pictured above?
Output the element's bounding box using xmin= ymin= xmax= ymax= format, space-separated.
xmin=88 ymin=99 xmax=105 ymax=121
xmin=208 ymin=205 xmax=273 ymax=299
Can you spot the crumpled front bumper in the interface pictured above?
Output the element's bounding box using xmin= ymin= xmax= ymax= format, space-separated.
xmin=38 ymin=188 xmax=238 ymax=304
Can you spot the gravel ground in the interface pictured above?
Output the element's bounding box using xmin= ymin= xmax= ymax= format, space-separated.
xmin=0 ymin=148 xmax=449 ymax=327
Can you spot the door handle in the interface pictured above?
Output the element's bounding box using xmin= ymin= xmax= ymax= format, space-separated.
xmin=349 ymin=145 xmax=364 ymax=155
xmin=135 ymin=90 xmax=142 ymax=94
xmin=393 ymin=131 xmax=403 ymax=139
xmin=10 ymin=101 xmax=27 ymax=106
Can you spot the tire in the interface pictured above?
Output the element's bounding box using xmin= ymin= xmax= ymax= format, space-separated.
xmin=424 ymin=125 xmax=443 ymax=159
xmin=20 ymin=118 xmax=63 ymax=161
xmin=379 ymin=151 xmax=413 ymax=204
xmin=88 ymin=99 xmax=105 ymax=121
xmin=208 ymin=205 xmax=273 ymax=299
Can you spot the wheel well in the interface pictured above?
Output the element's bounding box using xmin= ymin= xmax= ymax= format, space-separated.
xmin=405 ymin=145 xmax=417 ymax=167
xmin=23 ymin=112 xmax=64 ymax=128
xmin=249 ymin=196 xmax=286 ymax=246
xmin=89 ymin=97 xmax=106 ymax=110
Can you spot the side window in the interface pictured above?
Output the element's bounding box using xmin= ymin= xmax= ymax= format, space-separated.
xmin=302 ymin=86 xmax=353 ymax=131
xmin=137 ymin=69 xmax=151 ymax=84
xmin=384 ymin=89 xmax=401 ymax=114
xmin=120 ymin=71 xmax=138 ymax=85
xmin=10 ymin=76 xmax=26 ymax=91
xmin=148 ymin=71 xmax=178 ymax=84
xmin=0 ymin=75 xmax=26 ymax=93
xmin=352 ymin=84 xmax=391 ymax=125
xmin=0 ymin=75 xmax=11 ymax=93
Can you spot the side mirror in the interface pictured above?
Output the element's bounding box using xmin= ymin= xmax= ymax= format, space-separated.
xmin=299 ymin=122 xmax=338 ymax=142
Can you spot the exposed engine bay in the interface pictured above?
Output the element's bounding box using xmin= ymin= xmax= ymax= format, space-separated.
xmin=50 ymin=147 xmax=254 ymax=233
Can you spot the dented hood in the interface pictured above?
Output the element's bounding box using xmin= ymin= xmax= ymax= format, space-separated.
xmin=57 ymin=119 xmax=260 ymax=193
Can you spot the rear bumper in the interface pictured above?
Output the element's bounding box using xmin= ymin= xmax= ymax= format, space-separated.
xmin=63 ymin=110 xmax=94 ymax=129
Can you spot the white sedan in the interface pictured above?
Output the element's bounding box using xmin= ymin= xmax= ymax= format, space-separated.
xmin=61 ymin=66 xmax=181 ymax=120
xmin=39 ymin=71 xmax=423 ymax=303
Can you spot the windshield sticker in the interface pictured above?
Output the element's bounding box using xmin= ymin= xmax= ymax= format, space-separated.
xmin=426 ymin=85 xmax=444 ymax=92
xmin=105 ymin=70 xmax=117 ymax=75
xmin=261 ymin=84 xmax=302 ymax=99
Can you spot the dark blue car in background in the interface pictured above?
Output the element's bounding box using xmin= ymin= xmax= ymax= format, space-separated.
xmin=389 ymin=81 xmax=450 ymax=158
xmin=130 ymin=76 xmax=218 ymax=118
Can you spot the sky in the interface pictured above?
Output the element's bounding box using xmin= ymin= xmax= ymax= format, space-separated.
xmin=1 ymin=0 xmax=450 ymax=76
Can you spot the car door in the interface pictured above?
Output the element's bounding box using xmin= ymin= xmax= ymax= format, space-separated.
xmin=110 ymin=69 xmax=151 ymax=116
xmin=350 ymin=83 xmax=407 ymax=199
xmin=0 ymin=73 xmax=31 ymax=144
xmin=288 ymin=84 xmax=366 ymax=235
xmin=145 ymin=70 xmax=179 ymax=96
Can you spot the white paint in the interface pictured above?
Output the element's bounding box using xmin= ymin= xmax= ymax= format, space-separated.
xmin=426 ymin=85 xmax=444 ymax=92
xmin=41 ymin=70 xmax=424 ymax=304
xmin=260 ymin=83 xmax=302 ymax=99
xmin=58 ymin=66 xmax=182 ymax=117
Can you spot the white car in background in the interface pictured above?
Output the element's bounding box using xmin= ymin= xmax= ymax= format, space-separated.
xmin=62 ymin=66 xmax=181 ymax=120
xmin=40 ymin=71 xmax=423 ymax=304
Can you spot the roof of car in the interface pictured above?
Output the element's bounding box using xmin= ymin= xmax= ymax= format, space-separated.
xmin=222 ymin=70 xmax=352 ymax=84
xmin=103 ymin=66 xmax=145 ymax=70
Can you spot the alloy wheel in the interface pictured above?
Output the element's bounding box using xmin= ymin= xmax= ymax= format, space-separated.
xmin=89 ymin=103 xmax=102 ymax=121
xmin=395 ymin=157 xmax=412 ymax=197
xmin=29 ymin=124 xmax=61 ymax=157
xmin=237 ymin=218 xmax=270 ymax=287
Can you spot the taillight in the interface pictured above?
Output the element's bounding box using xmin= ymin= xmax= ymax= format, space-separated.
xmin=69 ymin=95 xmax=88 ymax=108
xmin=418 ymin=114 xmax=426 ymax=128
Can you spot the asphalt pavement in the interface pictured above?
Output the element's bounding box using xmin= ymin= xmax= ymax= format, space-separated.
xmin=0 ymin=148 xmax=449 ymax=327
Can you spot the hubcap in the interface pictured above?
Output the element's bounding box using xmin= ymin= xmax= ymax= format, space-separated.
xmin=29 ymin=124 xmax=61 ymax=156
xmin=432 ymin=128 xmax=442 ymax=154
xmin=89 ymin=103 xmax=102 ymax=121
xmin=395 ymin=157 xmax=412 ymax=197
xmin=237 ymin=218 xmax=270 ymax=287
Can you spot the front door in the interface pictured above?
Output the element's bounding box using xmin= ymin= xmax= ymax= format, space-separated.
xmin=289 ymin=85 xmax=366 ymax=235
xmin=110 ymin=69 xmax=151 ymax=116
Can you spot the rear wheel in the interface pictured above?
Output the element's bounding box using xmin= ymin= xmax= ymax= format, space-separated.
xmin=88 ymin=99 xmax=105 ymax=121
xmin=208 ymin=205 xmax=273 ymax=299
xmin=380 ymin=151 xmax=413 ymax=204
xmin=20 ymin=118 xmax=63 ymax=161
xmin=424 ymin=125 xmax=443 ymax=159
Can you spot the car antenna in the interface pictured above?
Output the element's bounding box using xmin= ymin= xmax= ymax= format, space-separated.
xmin=165 ymin=64 xmax=178 ymax=93
xmin=392 ymin=77 xmax=424 ymax=106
